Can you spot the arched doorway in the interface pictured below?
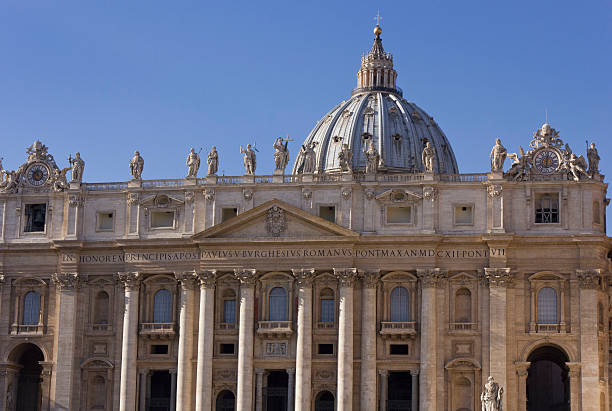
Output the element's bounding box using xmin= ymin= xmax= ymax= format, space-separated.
xmin=9 ymin=343 xmax=44 ymax=411
xmin=315 ymin=391 xmax=334 ymax=411
xmin=527 ymin=345 xmax=570 ymax=411
xmin=216 ymin=390 xmax=235 ymax=411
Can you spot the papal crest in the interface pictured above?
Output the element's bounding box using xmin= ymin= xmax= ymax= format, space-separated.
xmin=265 ymin=206 xmax=287 ymax=237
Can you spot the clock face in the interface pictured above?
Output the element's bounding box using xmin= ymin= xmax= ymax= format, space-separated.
xmin=26 ymin=163 xmax=50 ymax=186
xmin=534 ymin=149 xmax=560 ymax=174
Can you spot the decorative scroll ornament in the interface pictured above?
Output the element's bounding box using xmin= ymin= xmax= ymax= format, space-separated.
xmin=576 ymin=269 xmax=601 ymax=289
xmin=333 ymin=268 xmax=358 ymax=287
xmin=361 ymin=270 xmax=380 ymax=288
xmin=127 ymin=192 xmax=139 ymax=206
xmin=203 ymin=188 xmax=215 ymax=201
xmin=233 ymin=269 xmax=257 ymax=286
xmin=423 ymin=186 xmax=438 ymax=201
xmin=265 ymin=206 xmax=287 ymax=237
xmin=302 ymin=189 xmax=312 ymax=199
xmin=184 ymin=191 xmax=195 ymax=203
xmin=175 ymin=271 xmax=198 ymax=289
xmin=116 ymin=272 xmax=141 ymax=290
xmin=197 ymin=270 xmax=217 ymax=288
xmin=243 ymin=188 xmax=253 ymax=201
xmin=341 ymin=187 xmax=352 ymax=199
xmin=417 ymin=268 xmax=446 ymax=288
xmin=364 ymin=188 xmax=375 ymax=200
xmin=69 ymin=194 xmax=84 ymax=207
xmin=292 ymin=268 xmax=315 ymax=287
xmin=52 ymin=272 xmax=80 ymax=290
xmin=487 ymin=184 xmax=502 ymax=198
xmin=483 ymin=267 xmax=512 ymax=287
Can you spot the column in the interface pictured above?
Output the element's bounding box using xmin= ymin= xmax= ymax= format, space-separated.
xmin=378 ymin=370 xmax=388 ymax=411
xmin=255 ymin=369 xmax=265 ymax=411
xmin=484 ymin=267 xmax=512 ymax=411
xmin=51 ymin=272 xmax=79 ymax=410
xmin=529 ymin=285 xmax=536 ymax=332
xmin=417 ymin=268 xmax=443 ymax=411
xmin=515 ymin=362 xmax=530 ymax=411
xmin=566 ymin=362 xmax=582 ymax=411
xmin=293 ymin=268 xmax=314 ymax=411
xmin=560 ymin=282 xmax=567 ymax=333
xmin=175 ymin=272 xmax=197 ymax=411
xmin=170 ymin=369 xmax=177 ymax=411
xmin=334 ymin=268 xmax=358 ymax=411
xmin=139 ymin=371 xmax=147 ymax=411
xmin=117 ymin=272 xmax=141 ymax=411
xmin=287 ymin=368 xmax=295 ymax=411
xmin=410 ymin=370 xmax=418 ymax=411
xmin=577 ymin=269 xmax=601 ymax=411
xmin=40 ymin=363 xmax=53 ymax=411
xmin=361 ymin=271 xmax=379 ymax=411
xmin=235 ymin=269 xmax=257 ymax=411
xmin=195 ymin=270 xmax=217 ymax=411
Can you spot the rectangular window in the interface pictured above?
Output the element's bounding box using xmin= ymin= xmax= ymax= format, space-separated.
xmin=150 ymin=344 xmax=168 ymax=355
xmin=454 ymin=205 xmax=473 ymax=225
xmin=390 ymin=344 xmax=409 ymax=355
xmin=320 ymin=299 xmax=334 ymax=323
xmin=96 ymin=212 xmax=114 ymax=231
xmin=535 ymin=193 xmax=559 ymax=224
xmin=151 ymin=211 xmax=174 ymax=228
xmin=593 ymin=201 xmax=601 ymax=224
xmin=318 ymin=344 xmax=334 ymax=355
xmin=24 ymin=203 xmax=46 ymax=232
xmin=220 ymin=343 xmax=235 ymax=354
xmin=223 ymin=300 xmax=236 ymax=324
xmin=386 ymin=206 xmax=412 ymax=224
xmin=222 ymin=207 xmax=238 ymax=222
xmin=319 ymin=206 xmax=335 ymax=223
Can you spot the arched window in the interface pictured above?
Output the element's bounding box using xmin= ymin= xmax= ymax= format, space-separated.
xmin=537 ymin=287 xmax=558 ymax=324
xmin=315 ymin=391 xmax=335 ymax=411
xmin=23 ymin=291 xmax=40 ymax=325
xmin=216 ymin=390 xmax=235 ymax=411
xmin=223 ymin=289 xmax=236 ymax=325
xmin=153 ymin=289 xmax=172 ymax=323
xmin=320 ymin=288 xmax=335 ymax=323
xmin=90 ymin=375 xmax=106 ymax=409
xmin=94 ymin=291 xmax=110 ymax=324
xmin=269 ymin=287 xmax=287 ymax=321
xmin=390 ymin=287 xmax=410 ymax=322
xmin=455 ymin=288 xmax=472 ymax=323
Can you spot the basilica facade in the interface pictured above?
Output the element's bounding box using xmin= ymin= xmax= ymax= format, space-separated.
xmin=0 ymin=24 xmax=609 ymax=411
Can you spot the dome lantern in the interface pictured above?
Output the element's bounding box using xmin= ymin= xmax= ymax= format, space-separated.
xmin=355 ymin=21 xmax=398 ymax=95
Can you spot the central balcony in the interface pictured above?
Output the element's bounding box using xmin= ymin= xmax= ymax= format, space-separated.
xmin=379 ymin=321 xmax=417 ymax=340
xmin=10 ymin=324 xmax=44 ymax=336
xmin=257 ymin=321 xmax=293 ymax=338
xmin=139 ymin=322 xmax=176 ymax=339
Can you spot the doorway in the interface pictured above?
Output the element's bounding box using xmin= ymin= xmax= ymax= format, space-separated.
xmin=387 ymin=371 xmax=412 ymax=410
xmin=265 ymin=370 xmax=288 ymax=411
xmin=526 ymin=345 xmax=570 ymax=411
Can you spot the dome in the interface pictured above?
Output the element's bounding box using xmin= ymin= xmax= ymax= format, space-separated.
xmin=292 ymin=25 xmax=459 ymax=175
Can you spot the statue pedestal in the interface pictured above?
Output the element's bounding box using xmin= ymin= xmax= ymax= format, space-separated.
xmin=272 ymin=172 xmax=284 ymax=184
xmin=69 ymin=182 xmax=81 ymax=190
xmin=243 ymin=175 xmax=255 ymax=184
xmin=206 ymin=175 xmax=217 ymax=184
xmin=301 ymin=174 xmax=313 ymax=183
xmin=128 ymin=179 xmax=142 ymax=188
xmin=342 ymin=173 xmax=353 ymax=182
xmin=488 ymin=171 xmax=504 ymax=181
xmin=423 ymin=172 xmax=435 ymax=181
xmin=184 ymin=177 xmax=197 ymax=186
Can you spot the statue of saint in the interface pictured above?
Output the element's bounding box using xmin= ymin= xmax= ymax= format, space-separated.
xmin=490 ymin=139 xmax=507 ymax=172
xmin=422 ymin=142 xmax=436 ymax=172
xmin=587 ymin=142 xmax=600 ymax=174
xmin=240 ymin=144 xmax=257 ymax=175
xmin=299 ymin=142 xmax=317 ymax=173
xmin=338 ymin=143 xmax=353 ymax=172
xmin=568 ymin=153 xmax=590 ymax=182
xmin=273 ymin=137 xmax=290 ymax=172
xmin=129 ymin=151 xmax=144 ymax=180
xmin=506 ymin=147 xmax=529 ymax=182
xmin=0 ymin=170 xmax=18 ymax=193
xmin=207 ymin=146 xmax=218 ymax=175
xmin=52 ymin=166 xmax=71 ymax=192
xmin=68 ymin=152 xmax=85 ymax=183
xmin=363 ymin=140 xmax=380 ymax=174
xmin=481 ymin=376 xmax=503 ymax=411
xmin=186 ymin=148 xmax=201 ymax=178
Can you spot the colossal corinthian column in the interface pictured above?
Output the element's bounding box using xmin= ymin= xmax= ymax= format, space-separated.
xmin=117 ymin=272 xmax=141 ymax=411
xmin=360 ymin=271 xmax=379 ymax=411
xmin=234 ymin=269 xmax=257 ymax=411
xmin=292 ymin=268 xmax=315 ymax=411
xmin=334 ymin=268 xmax=358 ymax=411
xmin=195 ymin=270 xmax=216 ymax=411
xmin=175 ymin=271 xmax=197 ymax=411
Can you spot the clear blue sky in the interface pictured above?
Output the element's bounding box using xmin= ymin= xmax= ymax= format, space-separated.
xmin=1 ymin=1 xmax=610 ymax=183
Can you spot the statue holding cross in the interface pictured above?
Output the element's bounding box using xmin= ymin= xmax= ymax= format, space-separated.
xmin=273 ymin=135 xmax=292 ymax=173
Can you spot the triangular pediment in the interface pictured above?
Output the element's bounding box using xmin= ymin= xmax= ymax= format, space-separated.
xmin=375 ymin=189 xmax=422 ymax=203
xmin=192 ymin=199 xmax=359 ymax=241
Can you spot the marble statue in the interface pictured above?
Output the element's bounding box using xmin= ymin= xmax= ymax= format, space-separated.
xmin=481 ymin=376 xmax=503 ymax=411
xmin=129 ymin=151 xmax=144 ymax=180
xmin=240 ymin=144 xmax=257 ymax=175
xmin=506 ymin=147 xmax=529 ymax=182
xmin=363 ymin=140 xmax=380 ymax=174
xmin=568 ymin=153 xmax=590 ymax=182
xmin=186 ymin=148 xmax=201 ymax=178
xmin=273 ymin=137 xmax=290 ymax=172
xmin=53 ymin=167 xmax=71 ymax=192
xmin=300 ymin=142 xmax=317 ymax=173
xmin=338 ymin=143 xmax=353 ymax=172
xmin=587 ymin=142 xmax=600 ymax=174
xmin=207 ymin=146 xmax=218 ymax=175
xmin=422 ymin=142 xmax=436 ymax=172
xmin=0 ymin=170 xmax=18 ymax=193
xmin=490 ymin=139 xmax=507 ymax=172
xmin=68 ymin=152 xmax=85 ymax=183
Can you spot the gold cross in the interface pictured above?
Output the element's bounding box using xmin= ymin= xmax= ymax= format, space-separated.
xmin=374 ymin=10 xmax=382 ymax=26
xmin=282 ymin=134 xmax=294 ymax=143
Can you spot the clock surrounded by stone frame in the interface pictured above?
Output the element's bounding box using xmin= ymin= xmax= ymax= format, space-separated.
xmin=25 ymin=162 xmax=50 ymax=186
xmin=533 ymin=149 xmax=561 ymax=174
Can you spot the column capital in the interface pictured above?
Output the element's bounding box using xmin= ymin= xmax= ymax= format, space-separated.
xmin=514 ymin=361 xmax=530 ymax=377
xmin=234 ymin=269 xmax=257 ymax=287
xmin=175 ymin=271 xmax=198 ymax=289
xmin=565 ymin=361 xmax=581 ymax=378
xmin=286 ymin=368 xmax=296 ymax=375
xmin=52 ymin=272 xmax=80 ymax=290
xmin=576 ymin=269 xmax=602 ymax=289
xmin=409 ymin=369 xmax=419 ymax=376
xmin=292 ymin=268 xmax=315 ymax=288
xmin=483 ymin=267 xmax=513 ymax=287
xmin=255 ymin=368 xmax=266 ymax=375
xmin=197 ymin=269 xmax=217 ymax=289
xmin=417 ymin=268 xmax=447 ymax=288
xmin=116 ymin=272 xmax=141 ymax=290
xmin=361 ymin=270 xmax=380 ymax=288
xmin=378 ymin=369 xmax=388 ymax=377
xmin=334 ymin=268 xmax=358 ymax=287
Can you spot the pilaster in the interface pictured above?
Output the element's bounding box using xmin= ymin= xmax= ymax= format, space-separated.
xmin=515 ymin=362 xmax=530 ymax=411
xmin=566 ymin=362 xmax=582 ymax=411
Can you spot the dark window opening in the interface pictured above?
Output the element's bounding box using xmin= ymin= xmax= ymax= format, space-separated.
xmin=318 ymin=344 xmax=334 ymax=355
xmin=150 ymin=344 xmax=169 ymax=355
xmin=148 ymin=370 xmax=171 ymax=411
xmin=220 ymin=343 xmax=235 ymax=354
xmin=319 ymin=206 xmax=335 ymax=223
xmin=222 ymin=207 xmax=238 ymax=222
xmin=24 ymin=204 xmax=46 ymax=232
xmin=390 ymin=344 xmax=409 ymax=355
xmin=535 ymin=194 xmax=559 ymax=224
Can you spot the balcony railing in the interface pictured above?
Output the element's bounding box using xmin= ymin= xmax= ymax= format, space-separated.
xmin=379 ymin=321 xmax=417 ymax=339
xmin=257 ymin=321 xmax=293 ymax=338
xmin=449 ymin=322 xmax=478 ymax=332
xmin=91 ymin=323 xmax=113 ymax=333
xmin=140 ymin=322 xmax=176 ymax=339
xmin=317 ymin=321 xmax=335 ymax=329
xmin=537 ymin=323 xmax=560 ymax=333
xmin=219 ymin=322 xmax=236 ymax=330
xmin=11 ymin=324 xmax=44 ymax=335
